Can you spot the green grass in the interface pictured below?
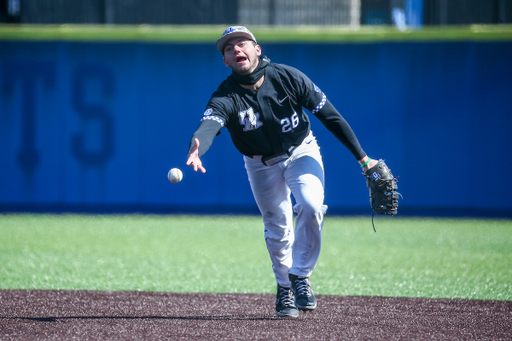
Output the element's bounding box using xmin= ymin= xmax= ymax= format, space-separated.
xmin=0 ymin=214 xmax=511 ymax=301
xmin=1 ymin=24 xmax=512 ymax=43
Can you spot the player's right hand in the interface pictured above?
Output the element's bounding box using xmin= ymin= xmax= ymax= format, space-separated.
xmin=186 ymin=138 xmax=206 ymax=173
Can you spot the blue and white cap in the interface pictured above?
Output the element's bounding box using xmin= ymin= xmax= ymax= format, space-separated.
xmin=216 ymin=26 xmax=257 ymax=53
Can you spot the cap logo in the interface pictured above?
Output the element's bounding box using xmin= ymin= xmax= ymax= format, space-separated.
xmin=224 ymin=27 xmax=236 ymax=35
xmin=221 ymin=26 xmax=249 ymax=39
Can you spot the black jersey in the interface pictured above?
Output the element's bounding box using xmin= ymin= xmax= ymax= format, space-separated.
xmin=201 ymin=62 xmax=326 ymax=157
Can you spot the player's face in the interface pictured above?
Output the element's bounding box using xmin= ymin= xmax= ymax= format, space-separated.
xmin=223 ymin=37 xmax=262 ymax=75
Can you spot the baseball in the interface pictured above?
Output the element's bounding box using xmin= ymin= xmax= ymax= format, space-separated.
xmin=167 ymin=168 xmax=183 ymax=184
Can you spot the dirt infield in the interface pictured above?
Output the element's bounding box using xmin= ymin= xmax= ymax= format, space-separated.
xmin=1 ymin=290 xmax=511 ymax=340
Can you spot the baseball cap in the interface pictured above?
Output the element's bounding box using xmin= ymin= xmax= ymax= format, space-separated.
xmin=216 ymin=26 xmax=257 ymax=53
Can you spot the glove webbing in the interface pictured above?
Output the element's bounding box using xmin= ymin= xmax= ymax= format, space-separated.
xmin=370 ymin=189 xmax=402 ymax=233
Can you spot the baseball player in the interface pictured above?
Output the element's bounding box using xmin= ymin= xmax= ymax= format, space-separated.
xmin=186 ymin=26 xmax=379 ymax=318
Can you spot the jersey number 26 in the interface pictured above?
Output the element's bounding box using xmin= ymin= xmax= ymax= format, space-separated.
xmin=281 ymin=112 xmax=299 ymax=133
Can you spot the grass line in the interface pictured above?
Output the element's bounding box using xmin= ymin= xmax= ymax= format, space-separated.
xmin=1 ymin=24 xmax=512 ymax=43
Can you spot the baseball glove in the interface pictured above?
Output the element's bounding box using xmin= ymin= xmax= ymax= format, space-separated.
xmin=364 ymin=159 xmax=400 ymax=232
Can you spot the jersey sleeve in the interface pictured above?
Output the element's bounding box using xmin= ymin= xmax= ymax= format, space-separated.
xmin=188 ymin=93 xmax=231 ymax=158
xmin=200 ymin=94 xmax=229 ymax=128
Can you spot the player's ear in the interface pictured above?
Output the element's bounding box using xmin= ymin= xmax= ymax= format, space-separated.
xmin=223 ymin=56 xmax=229 ymax=67
xmin=255 ymin=44 xmax=262 ymax=56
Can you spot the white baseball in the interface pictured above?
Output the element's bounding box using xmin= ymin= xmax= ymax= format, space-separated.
xmin=167 ymin=168 xmax=183 ymax=184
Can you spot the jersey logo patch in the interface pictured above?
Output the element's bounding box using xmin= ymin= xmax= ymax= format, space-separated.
xmin=203 ymin=108 xmax=213 ymax=116
xmin=239 ymin=107 xmax=263 ymax=131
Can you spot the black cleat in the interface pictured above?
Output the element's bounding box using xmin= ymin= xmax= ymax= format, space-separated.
xmin=289 ymin=274 xmax=317 ymax=310
xmin=275 ymin=284 xmax=299 ymax=318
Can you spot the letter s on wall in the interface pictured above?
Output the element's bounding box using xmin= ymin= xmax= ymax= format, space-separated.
xmin=71 ymin=63 xmax=115 ymax=166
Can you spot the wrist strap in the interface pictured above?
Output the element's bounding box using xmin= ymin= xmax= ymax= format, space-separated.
xmin=361 ymin=157 xmax=372 ymax=168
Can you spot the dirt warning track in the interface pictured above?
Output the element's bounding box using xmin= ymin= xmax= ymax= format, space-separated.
xmin=1 ymin=290 xmax=511 ymax=340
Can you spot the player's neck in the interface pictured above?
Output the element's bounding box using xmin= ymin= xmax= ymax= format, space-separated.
xmin=240 ymin=75 xmax=265 ymax=90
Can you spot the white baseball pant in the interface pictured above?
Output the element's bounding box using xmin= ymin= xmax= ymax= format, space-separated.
xmin=243 ymin=131 xmax=327 ymax=288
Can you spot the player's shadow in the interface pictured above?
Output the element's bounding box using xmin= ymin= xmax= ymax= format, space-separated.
xmin=16 ymin=315 xmax=282 ymax=322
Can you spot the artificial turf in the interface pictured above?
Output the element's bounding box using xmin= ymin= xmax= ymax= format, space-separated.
xmin=0 ymin=214 xmax=510 ymax=301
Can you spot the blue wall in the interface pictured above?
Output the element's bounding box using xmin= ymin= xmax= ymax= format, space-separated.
xmin=1 ymin=40 xmax=511 ymax=217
